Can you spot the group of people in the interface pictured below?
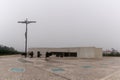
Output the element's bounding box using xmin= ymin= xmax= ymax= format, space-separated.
xmin=29 ymin=51 xmax=34 ymax=58
xmin=21 ymin=51 xmax=50 ymax=59
xmin=21 ymin=51 xmax=42 ymax=58
xmin=29 ymin=51 xmax=42 ymax=58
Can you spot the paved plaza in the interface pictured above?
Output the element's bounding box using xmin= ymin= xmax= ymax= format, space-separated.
xmin=0 ymin=55 xmax=120 ymax=80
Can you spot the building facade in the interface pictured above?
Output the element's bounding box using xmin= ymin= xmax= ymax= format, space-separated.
xmin=28 ymin=47 xmax=102 ymax=58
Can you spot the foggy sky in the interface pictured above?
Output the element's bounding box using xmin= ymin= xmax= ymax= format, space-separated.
xmin=0 ymin=0 xmax=120 ymax=51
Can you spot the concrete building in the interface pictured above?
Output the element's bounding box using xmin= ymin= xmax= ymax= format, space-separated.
xmin=28 ymin=47 xmax=102 ymax=58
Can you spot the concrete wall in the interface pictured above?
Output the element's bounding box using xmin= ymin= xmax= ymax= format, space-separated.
xmin=28 ymin=47 xmax=102 ymax=58
xmin=95 ymin=48 xmax=102 ymax=58
xmin=78 ymin=47 xmax=95 ymax=58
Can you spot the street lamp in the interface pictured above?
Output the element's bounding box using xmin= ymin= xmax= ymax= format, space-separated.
xmin=18 ymin=18 xmax=36 ymax=57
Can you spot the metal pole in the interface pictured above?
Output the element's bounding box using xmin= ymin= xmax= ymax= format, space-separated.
xmin=25 ymin=19 xmax=28 ymax=57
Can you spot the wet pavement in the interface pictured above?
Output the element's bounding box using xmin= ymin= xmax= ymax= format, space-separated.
xmin=0 ymin=55 xmax=120 ymax=80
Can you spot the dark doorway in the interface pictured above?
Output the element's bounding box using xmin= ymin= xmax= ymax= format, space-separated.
xmin=64 ymin=53 xmax=69 ymax=57
xmin=69 ymin=52 xmax=77 ymax=57
xmin=48 ymin=52 xmax=77 ymax=57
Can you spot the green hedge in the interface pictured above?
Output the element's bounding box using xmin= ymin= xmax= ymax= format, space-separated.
xmin=0 ymin=45 xmax=21 ymax=55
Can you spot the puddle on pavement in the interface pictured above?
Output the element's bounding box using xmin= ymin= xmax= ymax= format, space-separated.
xmin=10 ymin=68 xmax=25 ymax=72
xmin=51 ymin=68 xmax=64 ymax=72
xmin=82 ymin=66 xmax=92 ymax=68
xmin=100 ymin=63 xmax=108 ymax=65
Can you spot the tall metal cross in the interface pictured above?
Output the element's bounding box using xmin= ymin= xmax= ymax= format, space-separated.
xmin=18 ymin=18 xmax=36 ymax=57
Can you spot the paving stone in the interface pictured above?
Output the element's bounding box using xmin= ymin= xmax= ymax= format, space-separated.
xmin=1 ymin=56 xmax=120 ymax=80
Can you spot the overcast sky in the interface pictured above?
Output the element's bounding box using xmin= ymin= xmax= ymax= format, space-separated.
xmin=0 ymin=0 xmax=120 ymax=51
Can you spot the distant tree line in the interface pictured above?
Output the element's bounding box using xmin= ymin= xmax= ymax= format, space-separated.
xmin=0 ymin=45 xmax=21 ymax=55
xmin=103 ymin=52 xmax=120 ymax=56
xmin=103 ymin=48 xmax=120 ymax=57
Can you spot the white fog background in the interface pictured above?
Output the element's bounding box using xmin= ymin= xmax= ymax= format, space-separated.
xmin=0 ymin=0 xmax=120 ymax=51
